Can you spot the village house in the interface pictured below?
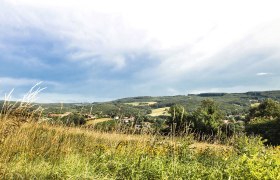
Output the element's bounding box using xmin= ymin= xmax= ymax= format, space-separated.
xmin=121 ymin=116 xmax=135 ymax=123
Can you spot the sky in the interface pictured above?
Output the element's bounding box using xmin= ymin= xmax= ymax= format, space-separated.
xmin=1 ymin=0 xmax=280 ymax=103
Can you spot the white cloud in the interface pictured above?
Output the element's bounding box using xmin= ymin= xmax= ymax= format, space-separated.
xmin=1 ymin=0 xmax=155 ymax=69
xmin=0 ymin=77 xmax=59 ymax=88
xmin=1 ymin=0 xmax=280 ymax=101
xmin=0 ymin=77 xmax=38 ymax=87
xmin=3 ymin=0 xmax=280 ymax=73
xmin=256 ymin=72 xmax=272 ymax=76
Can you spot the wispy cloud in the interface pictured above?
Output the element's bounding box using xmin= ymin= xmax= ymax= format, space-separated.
xmin=1 ymin=0 xmax=280 ymax=102
xmin=0 ymin=77 xmax=38 ymax=87
xmin=256 ymin=73 xmax=272 ymax=76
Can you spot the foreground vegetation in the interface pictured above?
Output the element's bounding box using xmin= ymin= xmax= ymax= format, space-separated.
xmin=0 ymin=122 xmax=279 ymax=179
xmin=34 ymin=90 xmax=280 ymax=145
xmin=0 ymin=87 xmax=280 ymax=179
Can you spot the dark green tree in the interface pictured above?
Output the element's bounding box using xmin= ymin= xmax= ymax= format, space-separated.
xmin=248 ymin=98 xmax=280 ymax=120
xmin=246 ymin=99 xmax=280 ymax=145
xmin=191 ymin=99 xmax=224 ymax=134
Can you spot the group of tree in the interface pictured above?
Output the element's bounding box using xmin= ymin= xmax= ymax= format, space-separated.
xmin=166 ymin=99 xmax=225 ymax=136
xmin=246 ymin=99 xmax=280 ymax=145
xmin=166 ymin=98 xmax=280 ymax=145
xmin=59 ymin=113 xmax=86 ymax=126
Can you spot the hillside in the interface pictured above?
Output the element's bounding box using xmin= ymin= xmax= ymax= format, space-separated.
xmin=1 ymin=91 xmax=280 ymax=179
xmin=3 ymin=90 xmax=280 ymax=122
xmin=37 ymin=90 xmax=280 ymax=116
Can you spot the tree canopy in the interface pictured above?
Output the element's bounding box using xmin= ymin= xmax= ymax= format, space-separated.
xmin=248 ymin=99 xmax=280 ymax=120
xmin=191 ymin=99 xmax=224 ymax=134
xmin=246 ymin=99 xmax=280 ymax=145
xmin=167 ymin=99 xmax=224 ymax=135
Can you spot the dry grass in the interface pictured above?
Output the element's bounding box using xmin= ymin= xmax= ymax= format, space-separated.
xmin=0 ymin=85 xmax=279 ymax=179
xmin=1 ymin=122 xmax=279 ymax=179
xmin=85 ymin=118 xmax=112 ymax=126
xmin=149 ymin=107 xmax=170 ymax=117
xmin=0 ymin=83 xmax=44 ymax=143
xmin=124 ymin=101 xmax=157 ymax=106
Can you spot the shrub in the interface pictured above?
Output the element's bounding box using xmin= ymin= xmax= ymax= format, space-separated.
xmin=94 ymin=120 xmax=118 ymax=132
xmin=246 ymin=99 xmax=280 ymax=145
xmin=246 ymin=117 xmax=280 ymax=145
xmin=221 ymin=121 xmax=245 ymax=137
xmin=167 ymin=105 xmax=189 ymax=135
xmin=60 ymin=113 xmax=86 ymax=126
xmin=190 ymin=99 xmax=224 ymax=135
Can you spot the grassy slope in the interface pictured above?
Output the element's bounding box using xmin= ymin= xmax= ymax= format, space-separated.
xmin=0 ymin=122 xmax=279 ymax=179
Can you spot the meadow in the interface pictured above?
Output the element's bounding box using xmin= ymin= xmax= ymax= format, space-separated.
xmin=0 ymin=89 xmax=279 ymax=179
xmin=0 ymin=119 xmax=279 ymax=179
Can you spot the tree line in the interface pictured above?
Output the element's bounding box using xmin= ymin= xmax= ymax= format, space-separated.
xmin=166 ymin=99 xmax=280 ymax=145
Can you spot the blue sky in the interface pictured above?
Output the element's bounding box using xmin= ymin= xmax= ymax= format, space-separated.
xmin=1 ymin=0 xmax=280 ymax=103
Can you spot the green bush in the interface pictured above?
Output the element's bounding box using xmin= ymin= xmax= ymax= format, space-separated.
xmin=248 ymin=98 xmax=280 ymax=119
xmin=246 ymin=117 xmax=280 ymax=145
xmin=190 ymin=99 xmax=224 ymax=135
xmin=60 ymin=113 xmax=86 ymax=126
xmin=94 ymin=120 xmax=118 ymax=132
xmin=246 ymin=99 xmax=280 ymax=145
xmin=166 ymin=100 xmax=226 ymax=136
xmin=167 ymin=105 xmax=189 ymax=134
xmin=221 ymin=121 xmax=245 ymax=137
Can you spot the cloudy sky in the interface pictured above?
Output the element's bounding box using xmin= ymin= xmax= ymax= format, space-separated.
xmin=1 ymin=0 xmax=280 ymax=103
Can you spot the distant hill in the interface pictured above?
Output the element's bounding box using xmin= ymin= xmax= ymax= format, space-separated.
xmin=2 ymin=90 xmax=280 ymax=116
xmin=110 ymin=90 xmax=280 ymax=114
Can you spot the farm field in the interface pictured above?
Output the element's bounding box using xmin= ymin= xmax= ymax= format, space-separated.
xmin=124 ymin=101 xmax=157 ymax=106
xmin=85 ymin=118 xmax=112 ymax=126
xmin=149 ymin=107 xmax=170 ymax=117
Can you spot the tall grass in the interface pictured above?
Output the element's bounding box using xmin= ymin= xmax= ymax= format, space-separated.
xmin=0 ymin=83 xmax=44 ymax=143
xmin=0 ymin=122 xmax=279 ymax=179
xmin=0 ymin=87 xmax=279 ymax=179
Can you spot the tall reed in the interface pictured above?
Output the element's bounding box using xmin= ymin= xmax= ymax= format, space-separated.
xmin=0 ymin=83 xmax=45 ymax=143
